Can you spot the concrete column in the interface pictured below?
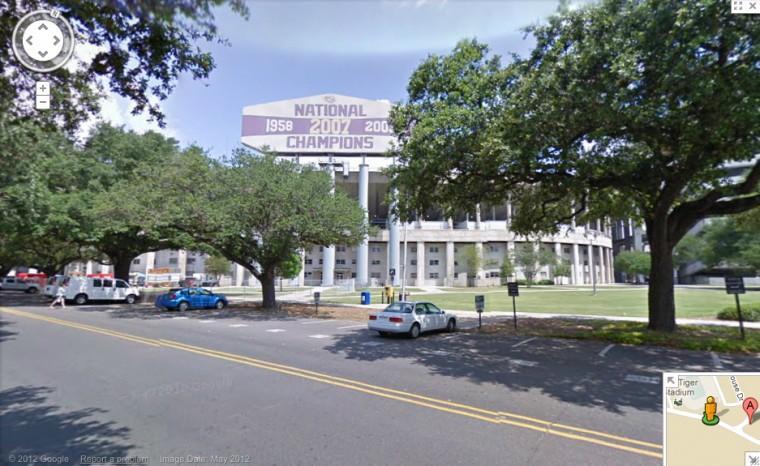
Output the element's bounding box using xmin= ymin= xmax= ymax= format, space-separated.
xmin=599 ymin=245 xmax=606 ymax=284
xmin=85 ymin=261 xmax=94 ymax=275
xmin=445 ymin=241 xmax=455 ymax=286
xmin=298 ymin=250 xmax=305 ymax=287
xmin=506 ymin=197 xmax=513 ymax=227
xmin=416 ymin=242 xmax=425 ymax=287
xmin=587 ymin=243 xmax=594 ymax=286
xmin=554 ymin=242 xmax=562 ymax=284
xmin=607 ymin=248 xmax=614 ymax=283
xmin=145 ymin=252 xmax=156 ymax=274
xmin=178 ymin=250 xmax=188 ymax=279
xmin=475 ymin=242 xmax=484 ymax=281
xmin=322 ymin=169 xmax=336 ymax=286
xmin=355 ymin=164 xmax=369 ymax=287
xmin=572 ymin=243 xmax=581 ymax=285
xmin=475 ymin=204 xmax=482 ymax=229
xmin=388 ymin=194 xmax=400 ymax=286
xmin=447 ymin=217 xmax=453 ymax=229
xmin=235 ymin=263 xmax=245 ymax=286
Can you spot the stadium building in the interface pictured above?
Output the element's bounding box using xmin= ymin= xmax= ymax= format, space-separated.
xmin=241 ymin=94 xmax=615 ymax=288
xmin=65 ymin=94 xmax=615 ymax=287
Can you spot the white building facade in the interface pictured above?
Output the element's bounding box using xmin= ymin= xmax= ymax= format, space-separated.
xmin=242 ymin=94 xmax=615 ymax=287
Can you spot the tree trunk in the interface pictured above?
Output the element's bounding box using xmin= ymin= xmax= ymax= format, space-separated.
xmin=647 ymin=218 xmax=676 ymax=332
xmin=110 ymin=254 xmax=135 ymax=281
xmin=260 ymin=268 xmax=277 ymax=309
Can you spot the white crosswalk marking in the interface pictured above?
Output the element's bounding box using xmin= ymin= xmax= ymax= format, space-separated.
xmin=598 ymin=344 xmax=615 ymax=357
xmin=308 ymin=334 xmax=330 ymax=339
xmin=266 ymin=329 xmax=285 ymax=333
xmin=511 ymin=337 xmax=536 ymax=348
xmin=229 ymin=324 xmax=248 ymax=328
xmin=199 ymin=320 xmax=215 ymax=324
xmin=337 ymin=324 xmax=366 ymax=329
xmin=172 ymin=316 xmax=188 ymax=320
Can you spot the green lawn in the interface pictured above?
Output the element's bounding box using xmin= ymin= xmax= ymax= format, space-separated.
xmin=328 ymin=287 xmax=760 ymax=319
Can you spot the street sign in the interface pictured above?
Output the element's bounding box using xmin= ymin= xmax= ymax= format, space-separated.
xmin=313 ymin=291 xmax=321 ymax=303
xmin=725 ymin=276 xmax=746 ymax=295
xmin=389 ymin=268 xmax=396 ymax=278
xmin=475 ymin=295 xmax=485 ymax=312
xmin=507 ymin=282 xmax=519 ymax=330
xmin=725 ymin=276 xmax=747 ymax=339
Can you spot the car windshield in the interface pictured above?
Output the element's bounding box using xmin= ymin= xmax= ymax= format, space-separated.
xmin=383 ymin=302 xmax=412 ymax=313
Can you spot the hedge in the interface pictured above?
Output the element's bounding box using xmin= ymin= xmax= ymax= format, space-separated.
xmin=717 ymin=304 xmax=760 ymax=322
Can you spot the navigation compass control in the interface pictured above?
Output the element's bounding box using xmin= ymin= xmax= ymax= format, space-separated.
xmin=12 ymin=9 xmax=75 ymax=73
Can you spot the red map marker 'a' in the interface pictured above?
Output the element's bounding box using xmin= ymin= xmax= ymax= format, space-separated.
xmin=743 ymin=397 xmax=758 ymax=425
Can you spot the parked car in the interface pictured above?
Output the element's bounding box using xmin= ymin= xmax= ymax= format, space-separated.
xmin=200 ymin=279 xmax=219 ymax=287
xmin=368 ymin=301 xmax=456 ymax=338
xmin=155 ymin=287 xmax=228 ymax=311
xmin=64 ymin=277 xmax=140 ymax=305
xmin=0 ymin=276 xmax=41 ymax=294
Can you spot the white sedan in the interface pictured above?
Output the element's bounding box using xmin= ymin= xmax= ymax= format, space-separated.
xmin=368 ymin=301 xmax=456 ymax=338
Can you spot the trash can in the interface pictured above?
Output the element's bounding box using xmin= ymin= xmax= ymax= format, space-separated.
xmin=360 ymin=291 xmax=371 ymax=305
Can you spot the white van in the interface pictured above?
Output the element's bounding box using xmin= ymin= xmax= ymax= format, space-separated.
xmin=64 ymin=277 xmax=140 ymax=305
xmin=44 ymin=275 xmax=67 ymax=297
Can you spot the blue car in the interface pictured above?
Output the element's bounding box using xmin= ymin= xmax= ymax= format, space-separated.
xmin=155 ymin=287 xmax=228 ymax=311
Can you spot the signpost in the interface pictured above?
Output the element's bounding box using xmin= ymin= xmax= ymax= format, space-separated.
xmin=475 ymin=295 xmax=485 ymax=328
xmin=313 ymin=291 xmax=321 ymax=315
xmin=725 ymin=276 xmax=746 ymax=339
xmin=507 ymin=282 xmax=519 ymax=330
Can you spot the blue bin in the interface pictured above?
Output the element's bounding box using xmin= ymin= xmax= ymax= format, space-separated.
xmin=360 ymin=291 xmax=371 ymax=305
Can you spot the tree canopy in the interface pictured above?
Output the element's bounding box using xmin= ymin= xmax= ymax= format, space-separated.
xmin=389 ymin=0 xmax=759 ymax=331
xmin=153 ymin=150 xmax=367 ymax=308
xmin=0 ymin=0 xmax=249 ymax=131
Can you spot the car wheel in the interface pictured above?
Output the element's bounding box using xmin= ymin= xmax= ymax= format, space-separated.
xmin=178 ymin=301 xmax=189 ymax=312
xmin=446 ymin=319 xmax=456 ymax=333
xmin=378 ymin=331 xmax=388 ymax=337
xmin=409 ymin=323 xmax=421 ymax=339
xmin=215 ymin=300 xmax=225 ymax=310
xmin=26 ymin=287 xmax=38 ymax=294
xmin=74 ymin=294 xmax=87 ymax=305
xmin=125 ymin=294 xmax=137 ymax=304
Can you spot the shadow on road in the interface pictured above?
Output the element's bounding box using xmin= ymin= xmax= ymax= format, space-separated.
xmin=0 ymin=319 xmax=18 ymax=342
xmin=322 ymin=329 xmax=758 ymax=415
xmin=0 ymin=385 xmax=136 ymax=465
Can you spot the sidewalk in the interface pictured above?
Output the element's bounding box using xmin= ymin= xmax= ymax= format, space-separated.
xmin=301 ymin=299 xmax=760 ymax=330
xmin=448 ymin=310 xmax=760 ymax=329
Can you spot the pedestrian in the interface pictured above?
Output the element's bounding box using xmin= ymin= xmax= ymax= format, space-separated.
xmin=50 ymin=285 xmax=66 ymax=309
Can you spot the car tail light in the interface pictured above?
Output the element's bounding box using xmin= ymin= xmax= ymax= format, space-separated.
xmin=369 ymin=315 xmax=377 ymax=320
xmin=169 ymin=293 xmax=176 ymax=299
xmin=389 ymin=317 xmax=403 ymax=323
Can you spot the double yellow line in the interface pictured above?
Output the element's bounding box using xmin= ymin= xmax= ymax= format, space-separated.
xmin=1 ymin=307 xmax=662 ymax=459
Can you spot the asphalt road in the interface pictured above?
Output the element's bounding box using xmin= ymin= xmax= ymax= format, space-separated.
xmin=1 ymin=293 xmax=758 ymax=466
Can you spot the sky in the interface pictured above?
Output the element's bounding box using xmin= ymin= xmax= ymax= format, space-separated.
xmin=99 ymin=0 xmax=581 ymax=157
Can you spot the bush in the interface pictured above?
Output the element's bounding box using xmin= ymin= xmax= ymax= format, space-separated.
xmin=536 ymin=279 xmax=554 ymax=285
xmin=717 ymin=304 xmax=760 ymax=322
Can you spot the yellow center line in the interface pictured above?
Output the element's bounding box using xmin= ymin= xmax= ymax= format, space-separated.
xmin=1 ymin=307 xmax=662 ymax=459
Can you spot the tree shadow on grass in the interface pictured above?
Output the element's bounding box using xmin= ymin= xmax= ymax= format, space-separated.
xmin=0 ymin=385 xmax=136 ymax=465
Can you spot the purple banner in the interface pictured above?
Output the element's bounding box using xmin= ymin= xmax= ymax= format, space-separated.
xmin=242 ymin=115 xmax=393 ymax=136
